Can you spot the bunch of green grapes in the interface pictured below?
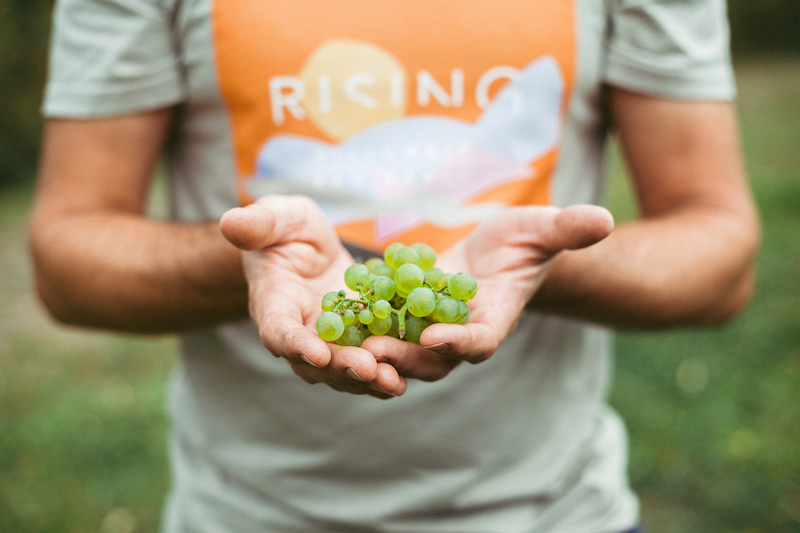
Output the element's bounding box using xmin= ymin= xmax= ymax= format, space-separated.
xmin=315 ymin=242 xmax=478 ymax=347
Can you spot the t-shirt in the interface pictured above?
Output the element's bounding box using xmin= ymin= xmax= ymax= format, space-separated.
xmin=43 ymin=1 xmax=735 ymax=531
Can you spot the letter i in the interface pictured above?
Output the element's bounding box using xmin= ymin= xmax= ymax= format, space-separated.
xmin=391 ymin=72 xmax=404 ymax=108
xmin=318 ymin=76 xmax=332 ymax=115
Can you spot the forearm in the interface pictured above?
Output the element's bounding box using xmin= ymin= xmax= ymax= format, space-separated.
xmin=30 ymin=212 xmax=248 ymax=333
xmin=528 ymin=207 xmax=758 ymax=328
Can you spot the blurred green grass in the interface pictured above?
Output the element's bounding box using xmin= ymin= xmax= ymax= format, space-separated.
xmin=607 ymin=57 xmax=800 ymax=533
xmin=1 ymin=57 xmax=799 ymax=533
xmin=0 ymin=187 xmax=175 ymax=533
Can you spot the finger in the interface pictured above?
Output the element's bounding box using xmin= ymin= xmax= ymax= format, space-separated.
xmin=372 ymin=362 xmax=407 ymax=396
xmin=331 ymin=365 xmax=407 ymax=399
xmin=328 ymin=383 xmax=395 ymax=400
xmin=219 ymin=205 xmax=271 ymax=251
xmin=419 ymin=322 xmax=500 ymax=365
xmin=289 ymin=357 xmax=405 ymax=398
xmin=219 ymin=195 xmax=336 ymax=252
xmin=327 ymin=344 xmax=380 ymax=383
xmin=544 ymin=204 xmax=614 ymax=252
xmin=460 ymin=205 xmax=614 ymax=272
xmin=362 ymin=334 xmax=463 ymax=381
xmin=257 ymin=310 xmax=334 ymax=368
xmin=289 ymin=364 xmax=393 ymax=399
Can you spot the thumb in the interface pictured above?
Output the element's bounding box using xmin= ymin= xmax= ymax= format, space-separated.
xmin=219 ymin=195 xmax=331 ymax=251
xmin=542 ymin=204 xmax=614 ymax=252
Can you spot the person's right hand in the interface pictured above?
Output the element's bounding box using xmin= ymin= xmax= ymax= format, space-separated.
xmin=220 ymin=195 xmax=407 ymax=399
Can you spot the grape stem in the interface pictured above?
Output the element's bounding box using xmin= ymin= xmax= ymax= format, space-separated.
xmin=334 ymin=297 xmax=368 ymax=313
xmin=423 ymin=280 xmax=450 ymax=300
xmin=392 ymin=304 xmax=408 ymax=339
xmin=358 ymin=285 xmax=374 ymax=300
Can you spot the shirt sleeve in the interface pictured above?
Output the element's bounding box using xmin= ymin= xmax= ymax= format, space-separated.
xmin=42 ymin=0 xmax=187 ymax=118
xmin=603 ymin=0 xmax=736 ymax=101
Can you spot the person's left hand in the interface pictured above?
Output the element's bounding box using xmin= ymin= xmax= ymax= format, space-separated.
xmin=362 ymin=204 xmax=614 ymax=381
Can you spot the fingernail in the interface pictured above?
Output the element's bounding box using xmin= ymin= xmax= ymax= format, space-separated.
xmin=423 ymin=342 xmax=452 ymax=355
xmin=301 ymin=355 xmax=322 ymax=368
xmin=371 ymin=383 xmax=395 ymax=396
xmin=346 ymin=367 xmax=365 ymax=382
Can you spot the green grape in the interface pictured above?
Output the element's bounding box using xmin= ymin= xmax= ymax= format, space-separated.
xmin=369 ymin=276 xmax=396 ymax=301
xmin=448 ymin=272 xmax=478 ymax=301
xmin=391 ymin=293 xmax=407 ymax=311
xmin=393 ymin=246 xmax=421 ymax=267
xmin=412 ymin=243 xmax=437 ymax=270
xmin=321 ymin=291 xmax=339 ymax=311
xmin=404 ymin=317 xmax=432 ymax=344
xmin=358 ymin=309 xmax=374 ymax=325
xmin=364 ymin=257 xmax=383 ymax=271
xmin=316 ymin=243 xmax=476 ymax=343
xmin=383 ymin=242 xmax=404 ymax=269
xmin=316 ymin=312 xmax=344 ymax=341
xmin=322 ymin=290 xmax=339 ymax=303
xmin=344 ymin=263 xmax=371 ymax=291
xmin=424 ymin=266 xmax=444 ymax=289
xmin=456 ymin=300 xmax=471 ymax=324
xmin=373 ymin=299 xmax=392 ymax=319
xmin=337 ymin=325 xmax=363 ymax=347
xmin=407 ymin=287 xmax=436 ymax=317
xmin=368 ymin=314 xmax=393 ymax=335
xmin=387 ymin=313 xmax=401 ymax=339
xmin=370 ymin=262 xmax=395 ymax=279
xmin=395 ymin=263 xmax=425 ymax=293
xmin=433 ymin=295 xmax=461 ymax=323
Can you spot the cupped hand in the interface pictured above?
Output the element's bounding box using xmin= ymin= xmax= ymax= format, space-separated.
xmin=220 ymin=195 xmax=407 ymax=399
xmin=363 ymin=204 xmax=614 ymax=380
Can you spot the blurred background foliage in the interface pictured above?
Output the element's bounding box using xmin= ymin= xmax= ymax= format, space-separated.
xmin=1 ymin=1 xmax=799 ymax=533
xmin=727 ymin=0 xmax=800 ymax=56
xmin=0 ymin=0 xmax=54 ymax=189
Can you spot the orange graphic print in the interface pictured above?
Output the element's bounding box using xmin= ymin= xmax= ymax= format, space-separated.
xmin=213 ymin=0 xmax=575 ymax=253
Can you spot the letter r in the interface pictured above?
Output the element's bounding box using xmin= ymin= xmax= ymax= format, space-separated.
xmin=270 ymin=76 xmax=307 ymax=126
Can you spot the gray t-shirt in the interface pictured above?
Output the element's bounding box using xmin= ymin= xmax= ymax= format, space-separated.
xmin=44 ymin=1 xmax=735 ymax=531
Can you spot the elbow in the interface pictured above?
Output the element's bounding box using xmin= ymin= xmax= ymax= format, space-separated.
xmin=30 ymin=251 xmax=79 ymax=327
xmin=32 ymin=271 xmax=70 ymax=325
xmin=31 ymin=269 xmax=91 ymax=328
xmin=645 ymin=214 xmax=761 ymax=329
xmin=694 ymin=219 xmax=761 ymax=326
xmin=697 ymin=265 xmax=757 ymax=326
xmin=29 ymin=225 xmax=86 ymax=328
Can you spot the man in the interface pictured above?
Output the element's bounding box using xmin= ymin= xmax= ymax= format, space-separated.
xmin=30 ymin=0 xmax=758 ymax=531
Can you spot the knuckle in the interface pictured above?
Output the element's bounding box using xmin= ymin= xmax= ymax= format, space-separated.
xmin=466 ymin=351 xmax=493 ymax=364
xmin=289 ymin=362 xmax=319 ymax=384
xmin=418 ymin=362 xmax=459 ymax=382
